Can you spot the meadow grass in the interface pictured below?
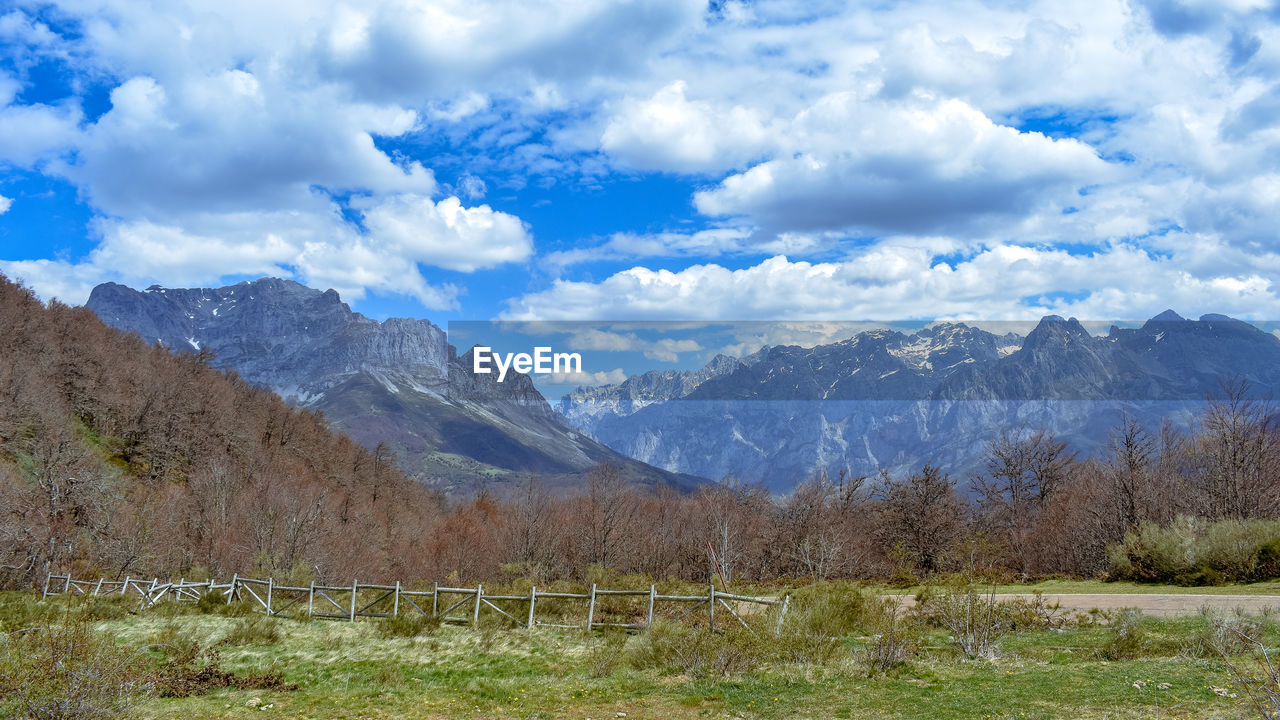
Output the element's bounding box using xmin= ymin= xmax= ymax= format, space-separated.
xmin=8 ymin=588 xmax=1277 ymax=719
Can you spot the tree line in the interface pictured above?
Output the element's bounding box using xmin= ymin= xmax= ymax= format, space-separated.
xmin=2 ymin=272 xmax=1278 ymax=589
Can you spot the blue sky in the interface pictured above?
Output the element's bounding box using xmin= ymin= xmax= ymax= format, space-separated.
xmin=3 ymin=0 xmax=1280 ymax=364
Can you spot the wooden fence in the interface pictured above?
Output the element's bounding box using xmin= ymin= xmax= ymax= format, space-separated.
xmin=42 ymin=573 xmax=790 ymax=633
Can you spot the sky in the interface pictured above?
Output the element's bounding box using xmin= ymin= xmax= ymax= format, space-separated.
xmin=3 ymin=0 xmax=1280 ymax=350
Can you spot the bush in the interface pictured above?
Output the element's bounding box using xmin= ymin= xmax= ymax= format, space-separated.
xmin=860 ymin=604 xmax=922 ymax=675
xmin=1109 ymin=516 xmax=1280 ymax=584
xmin=1100 ymin=609 xmax=1148 ymax=660
xmin=375 ymin=612 xmax=441 ymax=639
xmin=1183 ymin=610 xmax=1275 ymax=659
xmin=629 ymin=621 xmax=771 ymax=678
xmin=782 ymin=582 xmax=877 ymax=640
xmin=919 ymin=579 xmax=1007 ymax=659
xmin=218 ymin=614 xmax=282 ymax=646
xmin=586 ymin=630 xmax=628 ymax=678
xmin=0 ymin=592 xmax=61 ymax=632
xmin=148 ymin=635 xmax=294 ymax=697
xmin=0 ymin=620 xmax=151 ymax=720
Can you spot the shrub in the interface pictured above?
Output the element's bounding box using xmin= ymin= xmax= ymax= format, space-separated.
xmin=77 ymin=596 xmax=133 ymax=621
xmin=219 ymin=614 xmax=282 ymax=646
xmin=586 ymin=631 xmax=628 ymax=678
xmin=1108 ymin=516 xmax=1280 ymax=584
xmin=860 ymin=604 xmax=922 ymax=675
xmin=782 ymin=581 xmax=877 ymax=640
xmin=0 ymin=592 xmax=60 ymax=632
xmin=628 ymin=621 xmax=770 ymax=678
xmin=375 ymin=612 xmax=441 ymax=639
xmin=1212 ymin=614 xmax=1280 ymax=717
xmin=0 ymin=620 xmax=151 ymax=720
xmin=148 ymin=637 xmax=294 ymax=697
xmin=1183 ymin=609 xmax=1275 ymax=659
xmin=1100 ymin=609 xmax=1148 ymax=660
xmin=921 ymin=579 xmax=1007 ymax=659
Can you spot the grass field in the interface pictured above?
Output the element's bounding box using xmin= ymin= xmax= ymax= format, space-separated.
xmin=3 ymin=586 xmax=1277 ymax=720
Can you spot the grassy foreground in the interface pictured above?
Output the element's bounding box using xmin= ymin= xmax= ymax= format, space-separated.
xmin=3 ymin=587 xmax=1275 ymax=720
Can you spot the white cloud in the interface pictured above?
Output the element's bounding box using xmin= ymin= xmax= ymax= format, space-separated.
xmin=505 ymin=243 xmax=1280 ymax=322
xmin=546 ymin=227 xmax=755 ymax=266
xmin=0 ymin=193 xmax=10 ymax=214
xmin=566 ymin=328 xmax=702 ymax=362
xmin=694 ymin=95 xmax=1108 ymax=237
xmin=0 ymin=258 xmax=107 ymax=306
xmin=0 ymin=100 xmax=81 ymax=168
xmin=359 ymin=194 xmax=532 ymax=273
xmin=600 ymin=81 xmax=774 ymax=173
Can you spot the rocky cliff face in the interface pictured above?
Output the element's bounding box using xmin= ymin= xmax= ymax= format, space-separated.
xmin=88 ymin=279 xmax=451 ymax=401
xmin=86 ymin=278 xmax=696 ymax=492
xmin=556 ymin=314 xmax=1280 ymax=490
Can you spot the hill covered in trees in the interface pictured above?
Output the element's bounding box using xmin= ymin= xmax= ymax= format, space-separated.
xmin=0 ymin=274 xmax=448 ymax=587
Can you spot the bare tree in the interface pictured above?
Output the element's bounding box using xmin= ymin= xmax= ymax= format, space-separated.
xmin=1191 ymin=380 xmax=1280 ymax=519
xmin=579 ymin=463 xmax=636 ymax=569
xmin=972 ymin=430 xmax=1077 ymax=574
xmin=875 ymin=464 xmax=965 ymax=575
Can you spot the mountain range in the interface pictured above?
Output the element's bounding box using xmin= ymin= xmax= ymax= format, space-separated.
xmin=86 ymin=278 xmax=1280 ymax=493
xmin=556 ymin=313 xmax=1280 ymax=489
xmin=86 ymin=278 xmax=698 ymax=493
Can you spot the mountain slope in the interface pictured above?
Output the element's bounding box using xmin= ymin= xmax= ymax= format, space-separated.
xmin=86 ymin=279 xmax=698 ymax=492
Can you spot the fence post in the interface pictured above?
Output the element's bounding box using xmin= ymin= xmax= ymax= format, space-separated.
xmin=349 ymin=579 xmax=358 ymax=622
xmin=64 ymin=574 xmax=71 ymax=594
xmin=647 ymin=585 xmax=656 ymax=628
xmin=774 ymin=594 xmax=790 ymax=635
xmin=393 ymin=581 xmax=401 ymax=618
xmin=176 ymin=578 xmax=184 ymax=603
xmin=472 ymin=584 xmax=483 ymax=628
xmin=708 ymin=584 xmax=715 ymax=631
xmin=93 ymin=578 xmax=104 ymax=597
xmin=527 ymin=586 xmax=536 ymax=630
xmin=586 ymin=583 xmax=597 ymax=631
xmin=41 ymin=573 xmax=51 ymax=600
xmin=266 ymin=577 xmax=274 ymax=617
xmin=307 ymin=582 xmax=315 ymax=618
xmin=226 ymin=574 xmax=237 ymax=604
xmin=431 ymin=583 xmax=439 ymax=617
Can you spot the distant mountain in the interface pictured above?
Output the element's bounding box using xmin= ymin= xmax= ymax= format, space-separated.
xmin=556 ymin=352 xmax=749 ymax=429
xmin=556 ymin=314 xmax=1280 ymax=490
xmin=87 ymin=279 xmax=699 ymax=493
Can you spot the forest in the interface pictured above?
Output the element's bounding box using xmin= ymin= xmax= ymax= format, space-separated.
xmin=2 ymin=272 xmax=1279 ymax=590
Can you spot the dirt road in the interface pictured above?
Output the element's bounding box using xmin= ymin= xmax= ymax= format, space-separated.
xmin=896 ymin=592 xmax=1280 ymax=616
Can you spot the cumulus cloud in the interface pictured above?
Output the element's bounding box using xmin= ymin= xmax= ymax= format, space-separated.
xmin=0 ymin=100 xmax=81 ymax=168
xmin=694 ymin=95 xmax=1108 ymax=237
xmin=600 ymin=81 xmax=774 ymax=173
xmin=360 ymin=194 xmax=532 ymax=273
xmin=0 ymin=193 xmax=11 ymax=214
xmin=504 ymin=243 xmax=1280 ymax=322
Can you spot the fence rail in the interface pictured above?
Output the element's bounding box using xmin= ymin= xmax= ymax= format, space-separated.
xmin=41 ymin=573 xmax=790 ymax=633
